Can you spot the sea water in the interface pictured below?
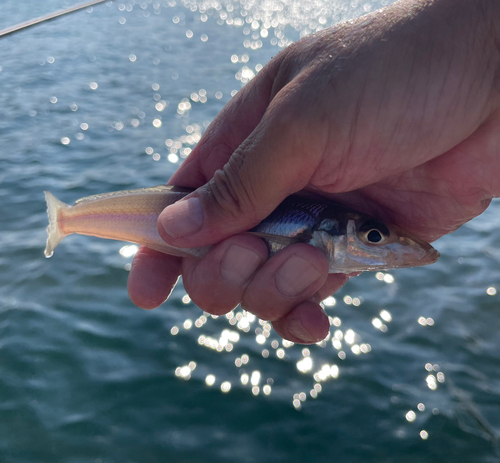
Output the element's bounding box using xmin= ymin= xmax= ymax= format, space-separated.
xmin=1 ymin=1 xmax=500 ymax=462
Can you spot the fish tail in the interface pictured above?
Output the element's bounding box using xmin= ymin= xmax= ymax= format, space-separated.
xmin=44 ymin=191 xmax=70 ymax=258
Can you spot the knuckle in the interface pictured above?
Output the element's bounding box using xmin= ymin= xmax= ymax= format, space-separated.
xmin=207 ymin=161 xmax=259 ymax=221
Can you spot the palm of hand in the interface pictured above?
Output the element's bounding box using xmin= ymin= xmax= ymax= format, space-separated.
xmin=331 ymin=115 xmax=499 ymax=243
xmin=310 ymin=146 xmax=495 ymax=245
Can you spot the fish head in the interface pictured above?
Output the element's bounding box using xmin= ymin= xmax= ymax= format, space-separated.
xmin=310 ymin=213 xmax=439 ymax=273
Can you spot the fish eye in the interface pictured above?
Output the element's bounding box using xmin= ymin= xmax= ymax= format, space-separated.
xmin=358 ymin=220 xmax=390 ymax=245
xmin=367 ymin=229 xmax=383 ymax=243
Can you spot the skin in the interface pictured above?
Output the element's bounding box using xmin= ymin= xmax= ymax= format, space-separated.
xmin=128 ymin=0 xmax=500 ymax=344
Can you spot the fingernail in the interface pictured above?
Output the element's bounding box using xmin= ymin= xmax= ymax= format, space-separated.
xmin=275 ymin=255 xmax=322 ymax=297
xmin=288 ymin=319 xmax=314 ymax=343
xmin=159 ymin=197 xmax=204 ymax=239
xmin=220 ymin=245 xmax=262 ymax=286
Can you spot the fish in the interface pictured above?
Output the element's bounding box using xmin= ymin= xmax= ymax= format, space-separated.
xmin=44 ymin=185 xmax=439 ymax=273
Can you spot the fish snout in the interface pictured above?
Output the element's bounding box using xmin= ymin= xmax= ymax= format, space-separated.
xmin=416 ymin=245 xmax=440 ymax=266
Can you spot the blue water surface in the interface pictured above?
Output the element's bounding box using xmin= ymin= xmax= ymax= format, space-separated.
xmin=1 ymin=1 xmax=500 ymax=462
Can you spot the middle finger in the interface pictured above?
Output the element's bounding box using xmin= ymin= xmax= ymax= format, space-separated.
xmin=242 ymin=243 xmax=329 ymax=321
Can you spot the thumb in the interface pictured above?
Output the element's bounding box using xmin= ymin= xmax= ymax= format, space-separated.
xmin=158 ymin=94 xmax=322 ymax=248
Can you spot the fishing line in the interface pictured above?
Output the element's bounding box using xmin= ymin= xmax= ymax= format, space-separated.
xmin=0 ymin=0 xmax=113 ymax=38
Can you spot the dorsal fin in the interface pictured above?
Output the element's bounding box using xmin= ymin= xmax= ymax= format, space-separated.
xmin=73 ymin=185 xmax=191 ymax=206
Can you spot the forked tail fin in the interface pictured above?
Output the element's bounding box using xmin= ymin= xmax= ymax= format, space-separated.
xmin=44 ymin=191 xmax=70 ymax=257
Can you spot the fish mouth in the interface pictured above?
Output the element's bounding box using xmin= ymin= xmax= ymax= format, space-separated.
xmin=416 ymin=247 xmax=440 ymax=266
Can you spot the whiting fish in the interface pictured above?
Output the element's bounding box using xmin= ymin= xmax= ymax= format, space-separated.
xmin=44 ymin=185 xmax=439 ymax=273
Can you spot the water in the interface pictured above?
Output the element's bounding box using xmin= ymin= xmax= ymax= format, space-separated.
xmin=1 ymin=1 xmax=500 ymax=462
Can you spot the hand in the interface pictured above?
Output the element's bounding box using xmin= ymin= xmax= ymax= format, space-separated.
xmin=128 ymin=0 xmax=500 ymax=343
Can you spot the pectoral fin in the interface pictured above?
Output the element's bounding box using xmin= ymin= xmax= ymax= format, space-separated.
xmin=248 ymin=231 xmax=311 ymax=247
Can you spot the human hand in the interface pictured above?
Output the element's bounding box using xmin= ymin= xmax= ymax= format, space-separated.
xmin=128 ymin=0 xmax=500 ymax=343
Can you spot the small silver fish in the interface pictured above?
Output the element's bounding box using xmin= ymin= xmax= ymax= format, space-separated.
xmin=44 ymin=185 xmax=439 ymax=273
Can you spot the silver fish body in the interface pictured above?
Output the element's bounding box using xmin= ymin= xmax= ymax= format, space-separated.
xmin=250 ymin=195 xmax=439 ymax=272
xmin=44 ymin=185 xmax=439 ymax=273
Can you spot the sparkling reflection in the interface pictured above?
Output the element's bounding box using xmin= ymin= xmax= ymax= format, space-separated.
xmin=322 ymin=296 xmax=336 ymax=307
xmin=296 ymin=357 xmax=313 ymax=373
xmin=119 ymin=244 xmax=138 ymax=257
xmin=220 ymin=381 xmax=231 ymax=393
xmin=420 ymin=430 xmax=429 ymax=440
xmin=487 ymin=286 xmax=497 ymax=295
xmin=384 ymin=274 xmax=395 ymax=284
xmin=380 ymin=310 xmax=392 ymax=322
xmin=418 ymin=317 xmax=434 ymax=326
xmin=426 ymin=375 xmax=437 ymax=390
xmin=405 ymin=410 xmax=416 ymax=422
